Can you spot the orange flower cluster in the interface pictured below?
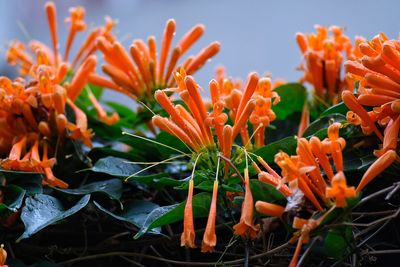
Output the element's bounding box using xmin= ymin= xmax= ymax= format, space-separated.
xmin=0 ymin=68 xmax=91 ymax=188
xmin=153 ymin=70 xmax=278 ymax=251
xmin=343 ymin=32 xmax=399 ymax=191
xmin=254 ymin=123 xmax=355 ymax=215
xmin=254 ymin=123 xmax=358 ymax=267
xmin=296 ymin=25 xmax=363 ymax=104
xmin=0 ymin=2 xmax=119 ymax=188
xmin=153 ymin=68 xmax=279 ymax=156
xmin=90 ymin=19 xmax=220 ymax=103
xmin=6 ymin=2 xmax=119 ymax=126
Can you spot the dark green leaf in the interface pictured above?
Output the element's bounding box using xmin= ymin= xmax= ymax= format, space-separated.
xmin=254 ymin=136 xmax=297 ymax=163
xmin=273 ymin=83 xmax=307 ymax=120
xmin=105 ymin=101 xmax=137 ymax=119
xmin=321 ymin=102 xmax=349 ymax=117
xmin=94 ymin=200 xmax=161 ymax=234
xmin=18 ymin=194 xmax=90 ymax=240
xmin=324 ymin=227 xmax=352 ymax=259
xmin=53 ymin=179 xmax=122 ymax=200
xmin=0 ymin=185 xmax=25 ymax=213
xmin=250 ymin=180 xmax=287 ymax=206
xmin=0 ymin=170 xmax=43 ymax=195
xmin=155 ymin=131 xmax=191 ymax=157
xmin=135 ymin=192 xmax=211 ymax=238
xmin=91 ymin=156 xmax=140 ymax=178
xmin=302 ymin=113 xmax=346 ymax=137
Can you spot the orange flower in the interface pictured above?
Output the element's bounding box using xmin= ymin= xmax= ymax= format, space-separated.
xmin=201 ymin=180 xmax=219 ymax=252
xmin=233 ymin=168 xmax=260 ymax=239
xmin=296 ymin=25 xmax=357 ymax=103
xmin=90 ymin=19 xmax=220 ymax=103
xmin=289 ymin=215 xmax=324 ymax=267
xmin=214 ymin=68 xmax=280 ymax=148
xmin=297 ymin=104 xmax=310 ymax=137
xmin=0 ymin=67 xmax=94 ymax=187
xmin=0 ymin=244 xmax=7 ymax=267
xmin=325 ymin=172 xmax=356 ymax=207
xmin=6 ymin=1 xmax=118 ymax=126
xmin=356 ymin=150 xmax=397 ymax=192
xmin=181 ymin=179 xmax=196 ymax=248
xmin=251 ymin=123 xmax=348 ymax=212
xmin=153 ymin=70 xmax=276 ymax=155
xmin=255 ymin=201 xmax=285 ymax=217
xmin=254 ymin=156 xmax=292 ymax=197
xmin=343 ymin=33 xmax=400 ymax=191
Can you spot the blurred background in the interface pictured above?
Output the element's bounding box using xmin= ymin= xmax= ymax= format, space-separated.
xmin=1 ymin=0 xmax=399 ymax=104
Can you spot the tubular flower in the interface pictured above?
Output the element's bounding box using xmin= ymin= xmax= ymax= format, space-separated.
xmin=90 ymin=19 xmax=220 ymax=104
xmin=6 ymin=1 xmax=118 ymax=125
xmin=181 ymin=179 xmax=196 ymax=248
xmin=233 ymin=168 xmax=260 ymax=239
xmin=255 ymin=201 xmax=285 ymax=217
xmin=201 ymin=180 xmax=219 ymax=252
xmin=343 ymin=32 xmax=400 ymax=190
xmin=0 ymin=244 xmax=7 ymax=267
xmin=296 ymin=25 xmax=361 ymax=104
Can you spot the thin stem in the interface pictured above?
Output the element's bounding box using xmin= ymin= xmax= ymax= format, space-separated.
xmin=125 ymin=154 xmax=186 ymax=180
xmin=58 ymin=242 xmax=290 ymax=266
xmin=218 ymin=153 xmax=245 ymax=183
xmin=122 ymin=131 xmax=190 ymax=156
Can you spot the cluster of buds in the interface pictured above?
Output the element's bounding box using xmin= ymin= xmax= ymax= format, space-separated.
xmin=296 ymin=25 xmax=364 ymax=104
xmin=6 ymin=2 xmax=119 ymax=125
xmin=89 ymin=19 xmax=220 ymax=103
xmin=343 ymin=32 xmax=399 ymax=191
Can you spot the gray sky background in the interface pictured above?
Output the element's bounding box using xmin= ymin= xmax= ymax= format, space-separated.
xmin=1 ymin=0 xmax=399 ymax=104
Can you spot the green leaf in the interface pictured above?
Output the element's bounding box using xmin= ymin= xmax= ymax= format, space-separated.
xmin=135 ymin=192 xmax=212 ymax=238
xmin=324 ymin=227 xmax=352 ymax=259
xmin=94 ymin=200 xmax=161 ymax=234
xmin=302 ymin=113 xmax=346 ymax=137
xmin=52 ymin=179 xmax=123 ymax=200
xmin=254 ymin=136 xmax=297 ymax=163
xmin=155 ymin=131 xmax=191 ymax=157
xmin=0 ymin=170 xmax=43 ymax=195
xmin=18 ymin=194 xmax=90 ymax=241
xmin=76 ymin=84 xmax=104 ymax=112
xmin=273 ymin=83 xmax=307 ymax=120
xmin=250 ymin=180 xmax=287 ymax=206
xmin=0 ymin=185 xmax=25 ymax=213
xmin=320 ymin=102 xmax=349 ymax=117
xmin=91 ymin=156 xmax=140 ymax=178
xmin=105 ymin=101 xmax=137 ymax=119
